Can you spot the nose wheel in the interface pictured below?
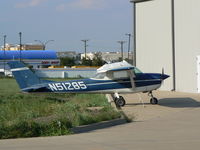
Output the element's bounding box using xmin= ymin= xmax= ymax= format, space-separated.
xmin=150 ymin=97 xmax=158 ymax=105
xmin=148 ymin=91 xmax=158 ymax=105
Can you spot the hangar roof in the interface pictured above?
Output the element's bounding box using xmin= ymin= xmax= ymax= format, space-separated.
xmin=0 ymin=50 xmax=57 ymax=60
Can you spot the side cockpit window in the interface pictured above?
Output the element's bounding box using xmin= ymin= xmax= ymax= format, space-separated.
xmin=112 ymin=71 xmax=129 ymax=79
xmin=93 ymin=70 xmax=129 ymax=80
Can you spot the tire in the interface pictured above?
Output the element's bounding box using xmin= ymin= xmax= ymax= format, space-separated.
xmin=150 ymin=97 xmax=158 ymax=105
xmin=115 ymin=96 xmax=126 ymax=107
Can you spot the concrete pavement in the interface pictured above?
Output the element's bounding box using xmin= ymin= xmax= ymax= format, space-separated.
xmin=1 ymin=91 xmax=200 ymax=150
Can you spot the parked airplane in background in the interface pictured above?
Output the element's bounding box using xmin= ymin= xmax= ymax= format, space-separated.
xmin=8 ymin=61 xmax=169 ymax=107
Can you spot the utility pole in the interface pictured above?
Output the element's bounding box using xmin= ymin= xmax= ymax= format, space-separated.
xmin=3 ymin=35 xmax=6 ymax=76
xmin=81 ymin=40 xmax=89 ymax=59
xmin=125 ymin=33 xmax=131 ymax=61
xmin=35 ymin=40 xmax=54 ymax=50
xmin=117 ymin=41 xmax=126 ymax=60
xmin=19 ymin=32 xmax=22 ymax=61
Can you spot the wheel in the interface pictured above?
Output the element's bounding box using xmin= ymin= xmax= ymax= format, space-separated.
xmin=115 ymin=96 xmax=126 ymax=107
xmin=150 ymin=97 xmax=158 ymax=105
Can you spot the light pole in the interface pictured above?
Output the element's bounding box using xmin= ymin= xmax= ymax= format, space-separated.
xmin=117 ymin=41 xmax=126 ymax=60
xmin=125 ymin=33 xmax=131 ymax=61
xmin=3 ymin=35 xmax=6 ymax=75
xmin=81 ymin=40 xmax=89 ymax=59
xmin=19 ymin=32 xmax=22 ymax=62
xmin=34 ymin=40 xmax=54 ymax=50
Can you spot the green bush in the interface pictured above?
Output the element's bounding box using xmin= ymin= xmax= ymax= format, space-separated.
xmin=0 ymin=119 xmax=72 ymax=139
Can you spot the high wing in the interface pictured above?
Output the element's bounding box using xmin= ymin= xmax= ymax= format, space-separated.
xmin=97 ymin=60 xmax=136 ymax=89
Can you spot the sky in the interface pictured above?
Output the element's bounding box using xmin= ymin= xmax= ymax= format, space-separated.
xmin=0 ymin=0 xmax=133 ymax=53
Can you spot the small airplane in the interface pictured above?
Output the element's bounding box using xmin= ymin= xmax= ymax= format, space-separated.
xmin=8 ymin=61 xmax=169 ymax=107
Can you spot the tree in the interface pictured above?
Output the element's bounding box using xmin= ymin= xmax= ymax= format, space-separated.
xmin=92 ymin=52 xmax=105 ymax=66
xmin=81 ymin=57 xmax=93 ymax=66
xmin=60 ymin=57 xmax=76 ymax=67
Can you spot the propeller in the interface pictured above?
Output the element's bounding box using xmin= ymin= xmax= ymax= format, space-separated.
xmin=161 ymin=68 xmax=164 ymax=84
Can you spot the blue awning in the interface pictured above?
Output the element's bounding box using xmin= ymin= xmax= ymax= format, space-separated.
xmin=0 ymin=50 xmax=57 ymax=60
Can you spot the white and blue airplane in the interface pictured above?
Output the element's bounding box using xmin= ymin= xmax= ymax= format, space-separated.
xmin=8 ymin=61 xmax=169 ymax=107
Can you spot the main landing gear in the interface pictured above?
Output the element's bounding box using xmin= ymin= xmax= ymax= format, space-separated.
xmin=112 ymin=93 xmax=126 ymax=107
xmin=115 ymin=96 xmax=126 ymax=107
xmin=112 ymin=91 xmax=158 ymax=108
xmin=148 ymin=91 xmax=158 ymax=105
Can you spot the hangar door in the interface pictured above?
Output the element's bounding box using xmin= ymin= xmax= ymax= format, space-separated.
xmin=197 ymin=56 xmax=200 ymax=93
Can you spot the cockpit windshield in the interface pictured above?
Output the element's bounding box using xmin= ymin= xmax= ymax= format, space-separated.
xmin=132 ymin=67 xmax=143 ymax=74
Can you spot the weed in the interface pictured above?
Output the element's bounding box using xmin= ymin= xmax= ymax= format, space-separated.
xmin=0 ymin=78 xmax=121 ymax=139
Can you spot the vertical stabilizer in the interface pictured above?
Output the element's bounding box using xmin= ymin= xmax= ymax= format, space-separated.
xmin=8 ymin=61 xmax=42 ymax=89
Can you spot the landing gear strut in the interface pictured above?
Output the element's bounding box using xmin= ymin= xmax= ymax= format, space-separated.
xmin=148 ymin=91 xmax=158 ymax=105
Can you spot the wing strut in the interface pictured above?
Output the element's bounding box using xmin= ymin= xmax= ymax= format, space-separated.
xmin=128 ymin=70 xmax=136 ymax=89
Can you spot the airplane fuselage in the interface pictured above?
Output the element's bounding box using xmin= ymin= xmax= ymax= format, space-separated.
xmin=22 ymin=73 xmax=166 ymax=94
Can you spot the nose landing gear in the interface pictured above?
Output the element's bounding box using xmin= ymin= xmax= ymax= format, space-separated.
xmin=148 ymin=91 xmax=158 ymax=105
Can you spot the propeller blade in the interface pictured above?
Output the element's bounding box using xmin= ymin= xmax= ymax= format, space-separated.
xmin=161 ymin=68 xmax=164 ymax=84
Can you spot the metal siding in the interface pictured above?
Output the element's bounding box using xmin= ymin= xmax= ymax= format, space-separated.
xmin=135 ymin=0 xmax=200 ymax=93
xmin=175 ymin=0 xmax=200 ymax=93
xmin=197 ymin=56 xmax=200 ymax=93
xmin=136 ymin=0 xmax=173 ymax=91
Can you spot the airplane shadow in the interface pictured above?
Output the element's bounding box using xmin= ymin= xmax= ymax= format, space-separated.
xmin=158 ymin=98 xmax=200 ymax=108
xmin=126 ymin=98 xmax=200 ymax=108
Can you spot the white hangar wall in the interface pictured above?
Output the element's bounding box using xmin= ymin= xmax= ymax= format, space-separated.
xmin=175 ymin=0 xmax=200 ymax=93
xmin=135 ymin=0 xmax=200 ymax=93
xmin=136 ymin=0 xmax=173 ymax=91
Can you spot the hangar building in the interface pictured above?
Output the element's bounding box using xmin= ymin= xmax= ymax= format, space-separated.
xmin=131 ymin=0 xmax=200 ymax=93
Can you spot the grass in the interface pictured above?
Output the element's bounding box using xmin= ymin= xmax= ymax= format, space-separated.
xmin=0 ymin=78 xmax=121 ymax=139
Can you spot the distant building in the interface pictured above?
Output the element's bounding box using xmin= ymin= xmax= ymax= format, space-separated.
xmin=1 ymin=43 xmax=44 ymax=50
xmin=81 ymin=52 xmax=96 ymax=60
xmin=0 ymin=50 xmax=60 ymax=70
xmin=57 ymin=51 xmax=78 ymax=58
xmin=81 ymin=52 xmax=133 ymax=62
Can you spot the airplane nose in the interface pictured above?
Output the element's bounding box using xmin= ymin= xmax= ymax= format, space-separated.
xmin=162 ymin=74 xmax=170 ymax=80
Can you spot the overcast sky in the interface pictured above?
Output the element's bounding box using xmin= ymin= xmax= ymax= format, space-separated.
xmin=0 ymin=0 xmax=133 ymax=52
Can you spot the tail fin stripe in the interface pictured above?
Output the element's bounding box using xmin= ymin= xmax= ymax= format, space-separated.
xmin=11 ymin=67 xmax=29 ymax=72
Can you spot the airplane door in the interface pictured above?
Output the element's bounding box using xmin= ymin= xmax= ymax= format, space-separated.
xmin=197 ymin=56 xmax=200 ymax=93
